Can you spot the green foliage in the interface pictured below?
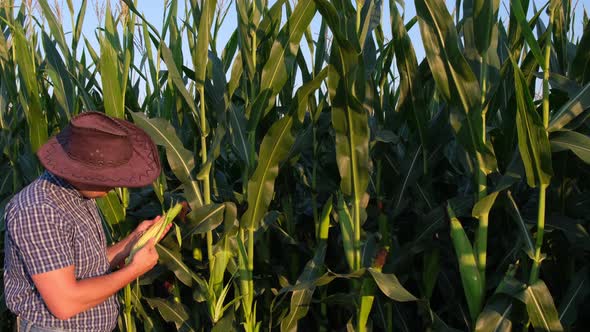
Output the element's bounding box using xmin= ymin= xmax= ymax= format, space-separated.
xmin=0 ymin=0 xmax=589 ymax=331
xmin=448 ymin=204 xmax=484 ymax=321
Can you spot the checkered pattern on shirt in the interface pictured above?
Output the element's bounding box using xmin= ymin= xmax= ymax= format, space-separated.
xmin=3 ymin=172 xmax=119 ymax=331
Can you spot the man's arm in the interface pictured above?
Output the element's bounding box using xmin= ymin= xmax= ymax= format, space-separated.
xmin=32 ymin=239 xmax=158 ymax=320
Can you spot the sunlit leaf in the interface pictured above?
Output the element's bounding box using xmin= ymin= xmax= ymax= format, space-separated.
xmin=241 ymin=115 xmax=296 ymax=229
xmin=551 ymin=131 xmax=590 ymax=165
xmin=548 ymin=83 xmax=590 ymax=132
xmin=447 ymin=204 xmax=483 ymax=320
xmin=510 ymin=55 xmax=553 ymax=187
xmin=130 ymin=112 xmax=204 ymax=209
xmin=368 ymin=268 xmax=417 ymax=302
xmin=524 ymin=280 xmax=564 ymax=332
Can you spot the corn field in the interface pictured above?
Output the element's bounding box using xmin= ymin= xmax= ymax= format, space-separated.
xmin=1 ymin=0 xmax=589 ymax=330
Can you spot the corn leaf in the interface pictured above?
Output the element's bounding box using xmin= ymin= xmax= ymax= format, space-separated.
xmin=12 ymin=22 xmax=48 ymax=152
xmin=551 ymin=0 xmax=567 ymax=73
xmin=42 ymin=33 xmax=74 ymax=121
xmin=278 ymin=269 xmax=366 ymax=295
xmin=210 ymin=248 xmax=232 ymax=299
xmin=510 ymin=0 xmax=544 ymax=66
xmin=241 ymin=115 xmax=296 ymax=229
xmin=121 ymin=0 xmax=161 ymax=39
xmin=510 ymin=55 xmax=553 ymax=187
xmin=256 ymin=0 xmax=317 ymax=117
xmin=234 ymin=0 xmax=254 ymax=80
xmin=97 ymin=191 xmax=126 ymax=225
xmin=228 ymin=51 xmax=243 ymax=98
xmin=475 ymin=296 xmax=513 ymax=332
xmin=548 ymin=83 xmax=590 ymax=132
xmin=141 ymin=20 xmax=159 ymax=94
xmin=280 ymin=242 xmax=327 ymax=332
xmin=447 ymin=204 xmax=483 ymax=321
xmin=211 ymin=309 xmax=236 ymax=331
xmin=390 ymin=0 xmax=428 ymax=166
xmin=160 ymin=41 xmax=200 ymax=127
xmin=257 ymin=0 xmax=287 ymax=48
xmin=312 ymin=0 xmax=350 ymax=48
xmin=0 ymin=166 xmax=13 ymax=196
xmin=392 ymin=144 xmax=423 ymax=217
xmin=473 ymin=0 xmax=497 ymax=55
xmin=99 ymin=4 xmax=125 ymax=119
xmin=551 ymin=131 xmax=590 ymax=165
xmin=329 ymin=44 xmax=370 ymax=201
xmin=472 ymin=192 xmax=499 ymax=220
xmin=130 ymin=290 xmax=159 ymax=331
xmin=130 ymin=112 xmax=204 ymax=209
xmin=317 ymin=197 xmax=332 ymax=242
xmin=73 ymin=0 xmax=87 ymax=52
xmin=358 ymin=278 xmax=375 ymax=330
xmin=422 ymin=247 xmax=440 ymax=299
xmin=558 ymin=267 xmax=589 ymax=326
xmin=156 ymin=244 xmax=206 ymax=290
xmin=505 ymin=191 xmax=535 ymax=257
xmin=416 ymin=0 xmax=492 ymax=170
xmin=145 ymin=297 xmax=196 ymax=332
xmin=337 ymin=193 xmax=355 ymax=272
xmin=221 ymin=30 xmax=238 ymax=73
xmin=569 ymin=21 xmax=590 ymax=84
xmin=38 ymin=0 xmax=71 ymax=59
xmin=236 ymin=233 xmax=253 ymax=317
xmin=291 ymin=66 xmax=328 ymax=123
xmin=367 ymin=268 xmax=417 ymax=302
xmin=183 ymin=203 xmax=226 ymax=237
xmin=193 ymin=0 xmax=216 ymax=90
xmin=524 ymin=280 xmax=564 ymax=332
xmin=228 ymin=104 xmax=250 ymax=167
xmin=358 ymin=0 xmax=378 ymax=49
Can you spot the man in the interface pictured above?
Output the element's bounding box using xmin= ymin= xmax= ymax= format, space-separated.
xmin=3 ymin=111 xmax=168 ymax=331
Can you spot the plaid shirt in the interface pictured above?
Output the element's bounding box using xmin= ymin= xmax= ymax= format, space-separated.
xmin=3 ymin=171 xmax=119 ymax=331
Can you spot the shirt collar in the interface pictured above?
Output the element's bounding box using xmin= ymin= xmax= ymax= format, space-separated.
xmin=43 ymin=171 xmax=88 ymax=200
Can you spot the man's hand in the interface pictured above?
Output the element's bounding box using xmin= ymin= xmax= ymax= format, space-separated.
xmin=133 ymin=215 xmax=160 ymax=236
xmin=107 ymin=215 xmax=170 ymax=269
xmin=132 ymin=215 xmax=173 ymax=243
xmin=128 ymin=238 xmax=159 ymax=275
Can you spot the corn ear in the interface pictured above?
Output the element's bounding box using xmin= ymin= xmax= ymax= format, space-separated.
xmin=127 ymin=202 xmax=184 ymax=263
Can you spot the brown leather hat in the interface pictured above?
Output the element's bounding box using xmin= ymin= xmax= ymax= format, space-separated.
xmin=37 ymin=111 xmax=161 ymax=188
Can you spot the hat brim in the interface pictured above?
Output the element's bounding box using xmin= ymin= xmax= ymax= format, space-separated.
xmin=37 ymin=117 xmax=161 ymax=188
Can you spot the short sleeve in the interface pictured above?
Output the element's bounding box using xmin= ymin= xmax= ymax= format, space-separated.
xmin=7 ymin=203 xmax=74 ymax=275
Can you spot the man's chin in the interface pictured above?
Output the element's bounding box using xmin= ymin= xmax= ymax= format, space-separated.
xmin=80 ymin=191 xmax=110 ymax=199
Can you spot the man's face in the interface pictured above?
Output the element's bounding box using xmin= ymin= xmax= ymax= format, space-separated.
xmin=68 ymin=180 xmax=113 ymax=198
xmin=78 ymin=189 xmax=111 ymax=199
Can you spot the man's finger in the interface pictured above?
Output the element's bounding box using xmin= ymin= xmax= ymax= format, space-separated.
xmin=145 ymin=238 xmax=156 ymax=248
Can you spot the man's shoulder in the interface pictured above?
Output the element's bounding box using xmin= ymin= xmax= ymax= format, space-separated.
xmin=5 ymin=175 xmax=65 ymax=219
xmin=9 ymin=177 xmax=49 ymax=205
